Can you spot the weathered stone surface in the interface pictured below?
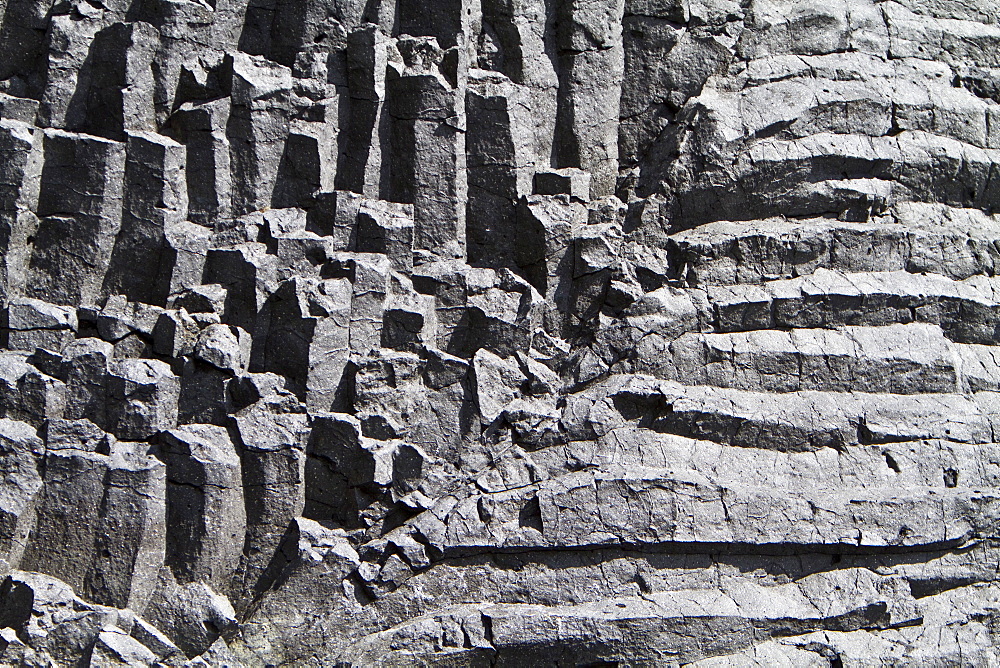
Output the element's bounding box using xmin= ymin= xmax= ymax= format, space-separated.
xmin=0 ymin=0 xmax=997 ymax=664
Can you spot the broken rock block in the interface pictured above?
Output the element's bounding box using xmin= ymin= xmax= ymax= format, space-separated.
xmin=273 ymin=119 xmax=337 ymax=208
xmin=89 ymin=628 xmax=159 ymax=667
xmin=62 ymin=338 xmax=115 ymax=429
xmin=324 ymin=252 xmax=391 ymax=358
xmin=97 ymin=295 xmax=161 ymax=344
xmin=534 ymin=168 xmax=591 ymax=201
xmin=0 ymin=571 xmax=123 ymax=666
xmin=236 ymin=517 xmax=361 ymax=664
xmin=305 ymin=412 xmax=381 ymax=527
xmin=517 ymin=195 xmax=587 ymax=333
xmin=105 ymin=359 xmax=180 ymax=440
xmin=152 ymin=308 xmax=201 ymax=358
xmin=0 ymin=351 xmax=66 ymax=428
xmin=355 ymin=198 xmax=415 ymax=274
xmin=194 ymin=323 xmax=251 ymax=374
xmin=3 ymin=298 xmax=76 ymax=352
xmin=144 ymin=570 xmax=239 ymax=658
xmin=171 ymin=284 xmax=228 ymax=317
xmin=473 ymin=348 xmax=526 ymax=424
xmin=451 ymin=269 xmax=545 ymax=358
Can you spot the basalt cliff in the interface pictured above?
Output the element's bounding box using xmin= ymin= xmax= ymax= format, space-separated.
xmin=0 ymin=0 xmax=998 ymax=664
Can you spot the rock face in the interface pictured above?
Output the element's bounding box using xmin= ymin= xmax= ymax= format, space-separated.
xmin=0 ymin=0 xmax=997 ymax=665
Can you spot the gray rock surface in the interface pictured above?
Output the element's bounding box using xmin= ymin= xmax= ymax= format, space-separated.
xmin=0 ymin=0 xmax=997 ymax=665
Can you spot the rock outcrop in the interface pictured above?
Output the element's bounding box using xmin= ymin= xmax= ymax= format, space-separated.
xmin=0 ymin=0 xmax=997 ymax=664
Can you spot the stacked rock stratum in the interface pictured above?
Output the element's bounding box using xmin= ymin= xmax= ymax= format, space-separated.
xmin=0 ymin=0 xmax=998 ymax=664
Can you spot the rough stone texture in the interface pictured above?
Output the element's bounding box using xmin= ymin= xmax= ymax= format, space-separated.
xmin=0 ymin=0 xmax=997 ymax=665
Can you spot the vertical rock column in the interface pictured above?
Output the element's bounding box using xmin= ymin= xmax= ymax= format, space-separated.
xmin=274 ymin=119 xmax=338 ymax=207
xmin=258 ymin=276 xmax=352 ymax=412
xmin=466 ymin=70 xmax=535 ymax=269
xmin=618 ymin=1 xmax=682 ymax=173
xmin=232 ymin=404 xmax=309 ymax=611
xmin=103 ymin=132 xmax=189 ymax=306
xmin=0 ymin=120 xmax=42 ymax=302
xmin=517 ymin=191 xmax=588 ymax=335
xmin=159 ymin=425 xmax=246 ymax=592
xmin=19 ymin=447 xmax=109 ymax=595
xmin=341 ymin=253 xmax=391 ymax=358
xmin=84 ymin=442 xmax=166 ymax=612
xmin=166 ymin=99 xmax=232 ymax=227
xmin=228 ymin=53 xmax=292 ymax=215
xmin=77 ymin=21 xmax=159 ymax=140
xmin=150 ymin=2 xmax=218 ymax=124
xmin=0 ymin=419 xmax=43 ymax=572
xmin=35 ymin=12 xmax=105 ymax=130
xmin=336 ymin=25 xmax=393 ymax=198
xmin=480 ymin=0 xmax=559 ymax=169
xmin=555 ymin=0 xmax=625 ymax=198
xmin=397 ymin=0 xmax=477 ymax=48
xmin=387 ymin=37 xmax=468 ymax=261
xmin=305 ymin=278 xmax=353 ymax=413
xmin=27 ymin=130 xmax=125 ymax=307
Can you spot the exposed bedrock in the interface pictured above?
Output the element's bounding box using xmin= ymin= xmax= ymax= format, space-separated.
xmin=0 ymin=0 xmax=997 ymax=665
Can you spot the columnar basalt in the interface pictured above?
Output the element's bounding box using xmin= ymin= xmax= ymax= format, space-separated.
xmin=0 ymin=0 xmax=998 ymax=665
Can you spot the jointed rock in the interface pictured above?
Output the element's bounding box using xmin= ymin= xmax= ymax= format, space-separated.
xmin=0 ymin=0 xmax=998 ymax=665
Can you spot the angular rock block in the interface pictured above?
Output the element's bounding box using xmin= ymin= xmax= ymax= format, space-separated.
xmin=3 ymin=298 xmax=77 ymax=352
xmin=105 ymin=359 xmax=180 ymax=440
